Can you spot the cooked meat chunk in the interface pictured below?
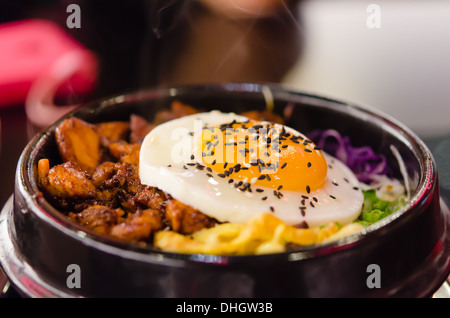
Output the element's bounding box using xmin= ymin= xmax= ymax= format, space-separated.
xmin=108 ymin=141 xmax=140 ymax=166
xmin=110 ymin=209 xmax=162 ymax=242
xmin=38 ymin=161 xmax=97 ymax=211
xmin=133 ymin=186 xmax=167 ymax=211
xmin=96 ymin=121 xmax=130 ymax=147
xmin=112 ymin=162 xmax=142 ymax=194
xmin=91 ymin=162 xmax=116 ymax=188
xmin=69 ymin=205 xmax=125 ymax=235
xmin=40 ymin=161 xmax=96 ymax=199
xmin=55 ymin=117 xmax=101 ymax=174
xmin=129 ymin=114 xmax=154 ymax=145
xmin=165 ymin=199 xmax=217 ymax=235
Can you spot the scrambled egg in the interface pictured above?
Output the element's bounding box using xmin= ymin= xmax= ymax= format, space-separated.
xmin=154 ymin=213 xmax=364 ymax=255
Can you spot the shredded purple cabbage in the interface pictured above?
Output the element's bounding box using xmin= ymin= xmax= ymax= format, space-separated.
xmin=308 ymin=129 xmax=389 ymax=183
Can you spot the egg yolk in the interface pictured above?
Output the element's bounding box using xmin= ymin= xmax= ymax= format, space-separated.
xmin=199 ymin=120 xmax=327 ymax=193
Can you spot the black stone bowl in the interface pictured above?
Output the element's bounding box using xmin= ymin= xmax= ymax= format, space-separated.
xmin=2 ymin=83 xmax=450 ymax=297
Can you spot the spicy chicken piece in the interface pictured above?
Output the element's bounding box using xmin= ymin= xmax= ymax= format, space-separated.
xmin=110 ymin=208 xmax=162 ymax=242
xmin=39 ymin=160 xmax=96 ymax=199
xmin=69 ymin=205 xmax=125 ymax=236
xmin=91 ymin=161 xmax=116 ymax=188
xmin=55 ymin=117 xmax=101 ymax=174
xmin=133 ymin=186 xmax=167 ymax=211
xmin=96 ymin=121 xmax=130 ymax=147
xmin=90 ymin=161 xmax=144 ymax=213
xmin=108 ymin=141 xmax=141 ymax=166
xmin=129 ymin=114 xmax=154 ymax=145
xmin=165 ymin=199 xmax=217 ymax=235
xmin=112 ymin=161 xmax=142 ymax=195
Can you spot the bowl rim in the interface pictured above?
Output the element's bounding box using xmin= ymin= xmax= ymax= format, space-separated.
xmin=16 ymin=82 xmax=438 ymax=264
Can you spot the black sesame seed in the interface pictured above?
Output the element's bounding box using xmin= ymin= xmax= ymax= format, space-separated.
xmin=262 ymin=196 xmax=268 ymax=201
xmin=304 ymin=148 xmax=312 ymax=153
xmin=330 ymin=195 xmax=336 ymax=199
xmin=306 ymin=185 xmax=311 ymax=194
xmin=307 ymin=162 xmax=312 ymax=168
xmin=190 ymin=155 xmax=195 ymax=160
xmin=258 ymin=175 xmax=266 ymax=180
xmin=281 ymin=162 xmax=287 ymax=169
xmin=270 ymin=206 xmax=275 ymax=213
xmin=218 ymin=174 xmax=226 ymax=178
xmin=256 ymin=188 xmax=264 ymax=193
xmin=299 ymin=206 xmax=306 ymax=217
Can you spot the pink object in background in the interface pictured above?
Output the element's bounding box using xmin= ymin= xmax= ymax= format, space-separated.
xmin=0 ymin=19 xmax=97 ymax=112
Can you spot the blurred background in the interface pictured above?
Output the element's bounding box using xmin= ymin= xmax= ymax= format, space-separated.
xmin=0 ymin=0 xmax=449 ymax=208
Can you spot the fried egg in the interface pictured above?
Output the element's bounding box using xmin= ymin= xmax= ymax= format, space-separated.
xmin=139 ymin=111 xmax=364 ymax=228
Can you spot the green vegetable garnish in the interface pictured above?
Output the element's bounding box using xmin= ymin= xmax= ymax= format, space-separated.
xmin=355 ymin=189 xmax=406 ymax=226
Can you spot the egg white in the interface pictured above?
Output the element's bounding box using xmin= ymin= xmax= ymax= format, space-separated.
xmin=139 ymin=111 xmax=364 ymax=228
